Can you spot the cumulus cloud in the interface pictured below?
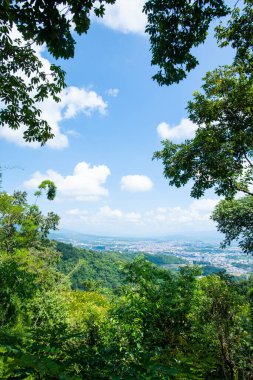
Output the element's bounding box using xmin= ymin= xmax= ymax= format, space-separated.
xmin=63 ymin=198 xmax=219 ymax=235
xmin=24 ymin=161 xmax=111 ymax=201
xmin=0 ymin=127 xmax=65 ymax=149
xmin=67 ymin=206 xmax=141 ymax=225
xmin=0 ymin=27 xmax=107 ymax=149
xmin=190 ymin=198 xmax=218 ymax=213
xmin=61 ymin=87 xmax=107 ymax=118
xmin=94 ymin=0 xmax=147 ymax=35
xmin=121 ymin=175 xmax=153 ymax=192
xmin=157 ymin=118 xmax=198 ymax=142
xmin=0 ymin=86 xmax=107 ymax=149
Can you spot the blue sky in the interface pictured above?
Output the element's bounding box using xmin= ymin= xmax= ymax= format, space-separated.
xmin=0 ymin=0 xmax=235 ymax=237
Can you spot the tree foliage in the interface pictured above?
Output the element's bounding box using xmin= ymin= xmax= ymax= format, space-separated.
xmin=0 ymin=187 xmax=59 ymax=254
xmin=0 ymin=192 xmax=252 ymax=379
xmin=1 ymin=1 xmax=253 ymax=377
xmin=153 ymin=1 xmax=253 ymax=252
xmin=212 ymin=196 xmax=253 ymax=254
xmin=35 ymin=180 xmax=57 ymax=201
xmin=1 ymin=0 xmax=116 ymax=59
xmin=154 ymin=64 xmax=253 ymax=199
xmin=0 ymin=0 xmax=115 ymax=144
xmin=188 ymin=275 xmax=252 ymax=380
xmin=144 ymin=0 xmax=229 ymax=85
xmin=56 ymin=242 xmax=185 ymax=291
xmin=0 ymin=23 xmax=65 ymax=144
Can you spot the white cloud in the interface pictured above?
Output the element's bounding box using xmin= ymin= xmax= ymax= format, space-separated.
xmin=100 ymin=205 xmax=123 ymax=219
xmin=94 ymin=0 xmax=147 ymax=35
xmin=66 ymin=205 xmax=141 ymax=226
xmin=157 ymin=118 xmax=198 ymax=142
xmin=106 ymin=88 xmax=119 ymax=97
xmin=190 ymin=198 xmax=218 ymax=213
xmin=24 ymin=161 xmax=111 ymax=201
xmin=121 ymin=175 xmax=153 ymax=192
xmin=0 ymin=27 xmax=107 ymax=149
xmin=63 ymin=198 xmax=219 ymax=236
xmin=61 ymin=86 xmax=107 ymax=118
xmin=0 ymin=86 xmax=107 ymax=149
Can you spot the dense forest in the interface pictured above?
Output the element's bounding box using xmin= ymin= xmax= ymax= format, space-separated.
xmin=0 ymin=191 xmax=252 ymax=379
xmin=56 ymin=241 xmax=186 ymax=290
xmin=1 ymin=0 xmax=253 ymax=379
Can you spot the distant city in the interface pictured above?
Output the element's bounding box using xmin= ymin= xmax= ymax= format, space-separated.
xmin=52 ymin=230 xmax=253 ymax=277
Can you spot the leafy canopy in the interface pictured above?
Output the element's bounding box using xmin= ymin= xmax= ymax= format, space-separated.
xmin=154 ymin=64 xmax=253 ymax=199
xmin=0 ymin=186 xmax=59 ymax=254
xmin=1 ymin=0 xmax=116 ymax=59
xmin=212 ymin=196 xmax=253 ymax=254
xmin=0 ymin=189 xmax=252 ymax=379
xmin=144 ymin=0 xmax=229 ymax=85
xmin=153 ymin=1 xmax=253 ymax=253
xmin=0 ymin=0 xmax=115 ymax=144
xmin=0 ymin=23 xmax=65 ymax=144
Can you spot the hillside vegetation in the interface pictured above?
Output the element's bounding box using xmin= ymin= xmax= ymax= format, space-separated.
xmin=0 ymin=191 xmax=252 ymax=379
xmin=56 ymin=241 xmax=186 ymax=290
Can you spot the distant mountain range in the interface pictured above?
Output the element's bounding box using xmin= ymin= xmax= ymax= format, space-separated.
xmin=51 ymin=228 xmax=223 ymax=243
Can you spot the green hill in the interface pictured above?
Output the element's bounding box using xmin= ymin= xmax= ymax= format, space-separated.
xmin=56 ymin=242 xmax=186 ymax=290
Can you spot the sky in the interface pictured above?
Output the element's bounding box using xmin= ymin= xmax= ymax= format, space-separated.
xmin=0 ymin=0 xmax=235 ymax=237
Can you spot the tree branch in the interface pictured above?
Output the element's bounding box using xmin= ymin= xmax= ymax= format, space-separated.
xmin=235 ymin=184 xmax=253 ymax=196
xmin=243 ymin=151 xmax=253 ymax=168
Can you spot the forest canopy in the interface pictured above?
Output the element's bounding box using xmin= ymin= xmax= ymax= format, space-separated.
xmin=0 ymin=191 xmax=252 ymax=379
